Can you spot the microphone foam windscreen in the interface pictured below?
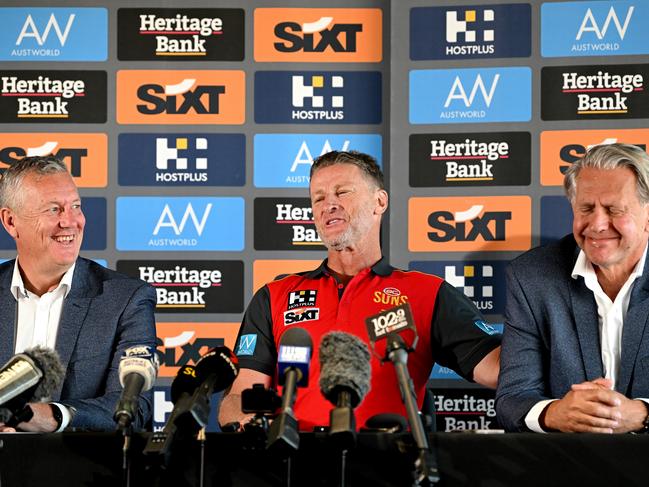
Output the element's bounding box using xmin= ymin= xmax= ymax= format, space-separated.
xmin=319 ymin=331 xmax=371 ymax=407
xmin=194 ymin=346 xmax=239 ymax=393
xmin=24 ymin=347 xmax=64 ymax=400
xmin=170 ymin=365 xmax=201 ymax=403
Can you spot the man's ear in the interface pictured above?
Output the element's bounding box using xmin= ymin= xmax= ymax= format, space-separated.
xmin=0 ymin=208 xmax=18 ymax=238
xmin=375 ymin=189 xmax=388 ymax=215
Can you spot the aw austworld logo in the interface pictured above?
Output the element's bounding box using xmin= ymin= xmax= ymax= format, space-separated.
xmin=0 ymin=8 xmax=107 ymax=61
xmin=409 ymin=67 xmax=531 ymax=124
xmin=541 ymin=1 xmax=649 ymax=57
xmin=116 ymin=197 xmax=244 ymax=251
xmin=254 ymin=133 xmax=382 ymax=188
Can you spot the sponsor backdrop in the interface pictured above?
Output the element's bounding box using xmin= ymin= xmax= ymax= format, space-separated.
xmin=0 ymin=0 xmax=646 ymax=432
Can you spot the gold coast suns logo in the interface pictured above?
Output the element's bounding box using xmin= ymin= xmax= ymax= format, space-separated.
xmin=372 ymin=287 xmax=408 ymax=306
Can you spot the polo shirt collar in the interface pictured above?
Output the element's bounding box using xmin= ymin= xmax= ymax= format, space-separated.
xmin=306 ymin=256 xmax=394 ymax=279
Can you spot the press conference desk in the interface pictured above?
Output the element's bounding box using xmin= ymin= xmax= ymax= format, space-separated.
xmin=0 ymin=431 xmax=646 ymax=487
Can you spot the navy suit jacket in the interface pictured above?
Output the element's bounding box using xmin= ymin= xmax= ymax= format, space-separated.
xmin=0 ymin=258 xmax=156 ymax=431
xmin=496 ymin=234 xmax=649 ymax=432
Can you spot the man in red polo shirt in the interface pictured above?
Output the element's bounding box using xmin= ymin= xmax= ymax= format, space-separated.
xmin=219 ymin=151 xmax=501 ymax=431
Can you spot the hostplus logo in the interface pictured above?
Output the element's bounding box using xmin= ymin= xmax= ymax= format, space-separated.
xmin=292 ymin=74 xmax=343 ymax=121
xmin=572 ymin=6 xmax=634 ymax=54
xmin=156 ymin=137 xmax=208 ymax=183
xmin=444 ymin=264 xmax=495 ymax=313
xmin=288 ymin=290 xmax=317 ymax=310
xmin=446 ymin=9 xmax=494 ymax=56
xmin=138 ymin=13 xmax=222 ymax=56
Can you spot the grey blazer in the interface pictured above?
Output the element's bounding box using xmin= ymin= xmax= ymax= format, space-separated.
xmin=496 ymin=234 xmax=649 ymax=432
xmin=0 ymin=257 xmax=156 ymax=430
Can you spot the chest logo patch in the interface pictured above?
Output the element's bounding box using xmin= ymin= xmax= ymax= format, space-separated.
xmin=287 ymin=289 xmax=317 ymax=309
xmin=283 ymin=307 xmax=320 ymax=326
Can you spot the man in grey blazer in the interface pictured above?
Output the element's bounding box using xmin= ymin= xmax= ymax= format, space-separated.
xmin=497 ymin=143 xmax=649 ymax=434
xmin=0 ymin=156 xmax=156 ymax=432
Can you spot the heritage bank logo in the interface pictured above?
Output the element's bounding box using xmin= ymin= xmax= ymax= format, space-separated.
xmin=408 ymin=196 xmax=531 ymax=252
xmin=255 ymin=71 xmax=381 ymax=124
xmin=409 ymin=132 xmax=530 ymax=187
xmin=117 ymin=260 xmax=243 ymax=313
xmin=0 ymin=133 xmax=107 ymax=187
xmin=116 ymin=197 xmax=244 ymax=251
xmin=254 ymin=198 xmax=325 ymax=251
xmin=117 ymin=9 xmax=244 ymax=61
xmin=409 ymin=260 xmax=507 ymax=315
xmin=0 ymin=70 xmax=106 ymax=123
xmin=541 ymin=64 xmax=649 ymax=120
xmin=254 ymin=133 xmax=381 ymax=188
xmin=0 ymin=8 xmax=107 ymax=61
xmin=155 ymin=322 xmax=239 ymax=378
xmin=540 ymin=128 xmax=649 ymax=186
xmin=118 ymin=133 xmax=245 ymax=186
xmin=117 ymin=70 xmax=245 ymax=125
xmin=409 ymin=67 xmax=531 ymax=124
xmin=542 ymin=2 xmax=649 ymax=57
xmin=254 ymin=8 xmax=382 ymax=62
xmin=410 ymin=4 xmax=531 ymax=60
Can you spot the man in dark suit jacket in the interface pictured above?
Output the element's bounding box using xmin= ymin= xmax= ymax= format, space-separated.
xmin=0 ymin=156 xmax=156 ymax=432
xmin=497 ymin=143 xmax=649 ymax=434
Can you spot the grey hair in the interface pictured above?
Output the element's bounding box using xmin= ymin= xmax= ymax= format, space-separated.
xmin=0 ymin=156 xmax=69 ymax=210
xmin=310 ymin=150 xmax=384 ymax=190
xmin=564 ymin=143 xmax=649 ymax=204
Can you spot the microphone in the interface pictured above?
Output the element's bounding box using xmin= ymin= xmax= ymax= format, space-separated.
xmin=319 ymin=331 xmax=371 ymax=447
xmin=144 ymin=364 xmax=201 ymax=456
xmin=187 ymin=346 xmax=239 ymax=428
xmin=144 ymin=346 xmax=239 ymax=456
xmin=113 ymin=345 xmax=159 ymax=431
xmin=266 ymin=327 xmax=312 ymax=452
xmin=0 ymin=347 xmax=65 ymax=426
xmin=365 ymin=304 xmax=440 ymax=484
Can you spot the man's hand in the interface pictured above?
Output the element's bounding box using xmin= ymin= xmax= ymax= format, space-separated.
xmin=0 ymin=403 xmax=57 ymax=433
xmin=542 ymin=378 xmax=649 ymax=433
xmin=541 ymin=381 xmax=622 ymax=433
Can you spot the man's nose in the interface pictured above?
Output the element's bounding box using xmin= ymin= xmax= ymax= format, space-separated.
xmin=589 ymin=207 xmax=610 ymax=232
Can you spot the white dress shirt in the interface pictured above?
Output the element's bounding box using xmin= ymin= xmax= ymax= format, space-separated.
xmin=525 ymin=245 xmax=648 ymax=433
xmin=10 ymin=258 xmax=76 ymax=431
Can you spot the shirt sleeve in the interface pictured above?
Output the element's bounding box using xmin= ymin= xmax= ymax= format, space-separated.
xmin=234 ymin=286 xmax=277 ymax=376
xmin=430 ymin=281 xmax=501 ymax=381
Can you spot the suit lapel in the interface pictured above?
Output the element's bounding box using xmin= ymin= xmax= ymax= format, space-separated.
xmin=0 ymin=262 xmax=16 ymax=366
xmin=53 ymin=259 xmax=94 ymax=399
xmin=617 ymin=259 xmax=649 ymax=394
xmin=569 ymin=275 xmax=604 ymax=380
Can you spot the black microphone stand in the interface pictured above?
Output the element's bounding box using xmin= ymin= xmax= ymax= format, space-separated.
xmin=385 ymin=334 xmax=440 ymax=486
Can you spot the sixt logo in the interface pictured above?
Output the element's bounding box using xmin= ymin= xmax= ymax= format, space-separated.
xmin=254 ymin=8 xmax=382 ymax=62
xmin=408 ymin=196 xmax=531 ymax=252
xmin=0 ymin=133 xmax=108 ymax=188
xmin=283 ymin=307 xmax=320 ymax=326
xmin=275 ymin=16 xmax=361 ymax=53
xmin=427 ymin=205 xmax=510 ymax=243
xmin=116 ymin=70 xmax=244 ymax=124
xmin=540 ymin=129 xmax=649 ymax=186
xmin=156 ymin=331 xmax=222 ymax=368
xmin=137 ymin=78 xmax=224 ymax=115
